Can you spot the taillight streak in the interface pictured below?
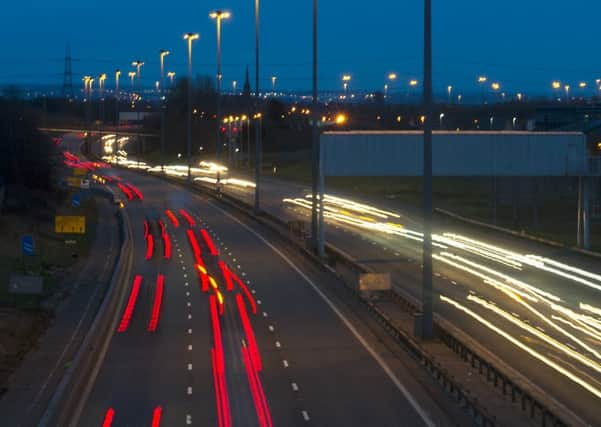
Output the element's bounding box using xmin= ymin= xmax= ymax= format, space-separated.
xmin=145 ymin=234 xmax=154 ymax=260
xmin=231 ymin=270 xmax=257 ymax=314
xmin=218 ymin=261 xmax=234 ymax=291
xmin=241 ymin=345 xmax=272 ymax=427
xmin=210 ymin=296 xmax=231 ymax=426
xmin=117 ymin=275 xmax=142 ymax=332
xmin=151 ymin=406 xmax=162 ymax=427
xmin=186 ymin=229 xmax=201 ymax=260
xmin=165 ymin=209 xmax=180 ymax=227
xmin=236 ymin=294 xmax=262 ymax=371
xmin=101 ymin=408 xmax=115 ymax=427
xmin=179 ymin=208 xmax=196 ymax=227
xmin=126 ymin=183 xmax=144 ymax=200
xmin=200 ymin=228 xmax=219 ymax=256
xmin=117 ymin=183 xmax=133 ymax=201
xmin=144 ymin=220 xmax=149 ymax=239
xmin=147 ymin=274 xmax=165 ymax=332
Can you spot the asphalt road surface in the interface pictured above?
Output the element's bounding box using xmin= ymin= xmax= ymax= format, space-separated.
xmin=77 ymin=168 xmax=455 ymax=426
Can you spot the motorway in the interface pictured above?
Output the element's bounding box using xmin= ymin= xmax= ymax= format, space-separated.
xmin=64 ymin=155 xmax=459 ymax=426
xmin=104 ymin=154 xmax=601 ymax=426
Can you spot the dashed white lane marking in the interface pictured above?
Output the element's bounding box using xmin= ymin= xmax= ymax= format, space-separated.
xmin=262 ymin=312 xmax=268 ymax=318
xmin=257 ymin=300 xmax=262 ymax=305
xmin=451 ymin=281 xmax=457 ymax=285
xmin=182 ymin=266 xmax=186 ymax=271
xmin=179 ymin=253 xmax=183 ymax=258
xmin=268 ymin=325 xmax=274 ymax=332
xmin=188 ymin=345 xmax=193 ymax=351
xmin=291 ymin=382 xmax=299 ymax=392
xmin=251 ymin=289 xmax=256 ymax=294
xmin=241 ymin=272 xmax=246 ymax=277
xmin=275 ymin=341 xmax=281 ymax=348
xmin=237 ymin=265 xmax=242 ymax=269
xmin=185 ymin=282 xmax=189 ymax=287
xmin=283 ymin=360 xmax=289 ymax=368
xmin=188 ymin=328 xmax=192 ymax=334
xmin=188 ymin=314 xmax=192 ymax=319
xmin=184 ymin=274 xmax=188 ymax=278
xmin=187 ymin=302 xmax=191 ymax=307
xmin=302 ymin=411 xmax=310 ymax=421
xmin=186 ymin=414 xmax=192 ymax=425
xmin=186 ymin=291 xmax=190 ymax=297
xmin=187 ymin=386 xmax=193 ymax=395
xmin=211 ymin=202 xmax=436 ymax=427
xmin=188 ymin=363 xmax=193 ymax=371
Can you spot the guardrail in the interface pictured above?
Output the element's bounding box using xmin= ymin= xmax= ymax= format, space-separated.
xmin=129 ymin=169 xmax=586 ymax=427
xmin=38 ymin=189 xmax=134 ymax=427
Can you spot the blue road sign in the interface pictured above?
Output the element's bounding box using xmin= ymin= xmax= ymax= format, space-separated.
xmin=72 ymin=193 xmax=81 ymax=208
xmin=22 ymin=235 xmax=35 ymax=256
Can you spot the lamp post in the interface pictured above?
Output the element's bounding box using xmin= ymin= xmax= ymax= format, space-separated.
xmin=342 ymin=74 xmax=351 ymax=100
xmin=167 ymin=71 xmax=175 ymax=87
xmin=564 ymin=84 xmax=571 ymax=102
xmin=311 ymin=0 xmax=322 ymax=256
xmin=421 ymin=0 xmax=434 ymax=340
xmin=477 ymin=75 xmax=487 ymax=103
xmin=184 ymin=33 xmax=199 ymax=182
xmin=271 ymin=76 xmax=277 ymax=94
xmin=128 ymin=72 xmax=136 ymax=90
xmin=159 ymin=49 xmax=170 ymax=94
xmin=447 ymin=85 xmax=453 ymax=104
xmin=132 ymin=60 xmax=144 ymax=166
xmin=386 ymin=73 xmax=397 ymax=102
xmin=233 ymin=80 xmax=237 ymax=95
xmin=210 ymin=11 xmax=231 ymax=160
xmin=254 ymin=0 xmax=262 ymax=213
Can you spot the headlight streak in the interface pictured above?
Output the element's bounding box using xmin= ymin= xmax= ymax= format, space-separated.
xmin=551 ymin=315 xmax=601 ymax=344
xmin=440 ymin=295 xmax=601 ymax=400
xmin=467 ymin=294 xmax=601 ymax=374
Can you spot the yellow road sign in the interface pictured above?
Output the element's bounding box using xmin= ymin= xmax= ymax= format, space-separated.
xmin=55 ymin=216 xmax=86 ymax=234
xmin=67 ymin=177 xmax=80 ymax=188
xmin=73 ymin=168 xmax=88 ymax=176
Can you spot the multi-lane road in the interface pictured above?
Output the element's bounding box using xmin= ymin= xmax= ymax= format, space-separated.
xmin=102 ymin=156 xmax=601 ymax=426
xmin=72 ymin=164 xmax=458 ymax=426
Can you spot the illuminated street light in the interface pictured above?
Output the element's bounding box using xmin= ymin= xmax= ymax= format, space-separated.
xmin=477 ymin=76 xmax=488 ymax=83
xmin=491 ymin=82 xmax=500 ymax=91
xmin=447 ymin=85 xmax=453 ymax=103
xmin=477 ymin=76 xmax=488 ymax=104
xmin=388 ymin=73 xmax=397 ymax=81
xmin=159 ymin=49 xmax=170 ymax=92
xmin=99 ymin=73 xmax=107 ymax=98
xmin=517 ymin=92 xmax=523 ymax=101
xmin=271 ymin=76 xmax=277 ymax=93
xmin=335 ymin=113 xmax=347 ymax=125
xmin=184 ymin=32 xmax=200 ymax=182
xmin=342 ymin=75 xmax=351 ymax=99
xmin=564 ymin=84 xmax=571 ymax=101
xmin=409 ymin=79 xmax=419 ymax=87
xmin=232 ymin=80 xmax=237 ymax=94
xmin=552 ymin=81 xmax=561 ymax=90
xmin=210 ymin=11 xmax=230 ymax=158
xmin=128 ymin=71 xmax=136 ymax=89
xmin=167 ymin=71 xmax=175 ymax=86
xmin=579 ymin=81 xmax=587 ymax=89
xmin=115 ymin=70 xmax=121 ymax=96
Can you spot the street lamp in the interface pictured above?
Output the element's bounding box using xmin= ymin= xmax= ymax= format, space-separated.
xmin=82 ymin=75 xmax=91 ymax=98
xmin=99 ymin=73 xmax=107 ymax=98
xmin=342 ymin=74 xmax=351 ymax=99
xmin=477 ymin=76 xmax=487 ymax=103
xmin=128 ymin=71 xmax=136 ymax=90
xmin=254 ymin=0 xmax=262 ymax=213
xmin=167 ymin=71 xmax=175 ymax=86
xmin=447 ymin=85 xmax=453 ymax=103
xmin=210 ymin=11 xmax=231 ymax=159
xmin=159 ymin=49 xmax=170 ymax=93
xmin=232 ymin=80 xmax=237 ymax=94
xmin=271 ymin=76 xmax=277 ymax=94
xmin=184 ymin=32 xmax=200 ymax=182
xmin=386 ymin=73 xmax=397 ymax=101
xmin=564 ymin=84 xmax=571 ymax=101
xmin=115 ymin=70 xmax=121 ymax=98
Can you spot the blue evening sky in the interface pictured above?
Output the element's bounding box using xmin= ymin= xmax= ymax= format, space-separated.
xmin=0 ymin=0 xmax=598 ymax=96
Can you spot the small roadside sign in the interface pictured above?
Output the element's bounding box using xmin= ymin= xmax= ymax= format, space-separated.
xmin=73 ymin=168 xmax=87 ymax=176
xmin=72 ymin=193 xmax=81 ymax=208
xmin=21 ymin=235 xmax=35 ymax=256
xmin=67 ymin=177 xmax=80 ymax=188
xmin=55 ymin=216 xmax=86 ymax=234
xmin=8 ymin=274 xmax=44 ymax=295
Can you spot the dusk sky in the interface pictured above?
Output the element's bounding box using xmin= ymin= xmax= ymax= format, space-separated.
xmin=1 ymin=0 xmax=599 ymax=96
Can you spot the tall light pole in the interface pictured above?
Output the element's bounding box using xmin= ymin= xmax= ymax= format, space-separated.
xmin=478 ymin=75 xmax=487 ymax=104
xmin=128 ymin=72 xmax=136 ymax=90
xmin=232 ymin=80 xmax=237 ymax=94
xmin=168 ymin=71 xmax=175 ymax=87
xmin=254 ymin=0 xmax=262 ymax=213
xmin=132 ymin=61 xmax=144 ymax=166
xmin=184 ymin=33 xmax=199 ymax=182
xmin=564 ymin=84 xmax=571 ymax=102
xmin=271 ymin=76 xmax=277 ymax=94
xmin=342 ymin=74 xmax=351 ymax=100
xmin=311 ymin=0 xmax=321 ymax=255
xmin=447 ymin=85 xmax=453 ymax=104
xmin=386 ymin=73 xmax=397 ymax=102
xmin=421 ymin=0 xmax=434 ymax=340
xmin=210 ymin=11 xmax=231 ymax=161
xmin=159 ymin=49 xmax=170 ymax=94
xmin=115 ymin=69 xmax=121 ymax=157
